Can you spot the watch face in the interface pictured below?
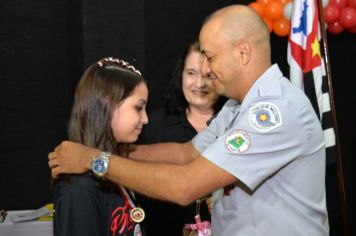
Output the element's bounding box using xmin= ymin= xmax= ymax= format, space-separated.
xmin=92 ymin=157 xmax=108 ymax=176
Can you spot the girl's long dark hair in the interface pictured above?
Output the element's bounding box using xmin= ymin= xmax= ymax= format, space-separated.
xmin=68 ymin=60 xmax=145 ymax=156
xmin=54 ymin=59 xmax=145 ymax=188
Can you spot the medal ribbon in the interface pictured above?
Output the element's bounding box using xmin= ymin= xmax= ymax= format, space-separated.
xmin=119 ymin=186 xmax=137 ymax=208
xmin=118 ymin=186 xmax=144 ymax=235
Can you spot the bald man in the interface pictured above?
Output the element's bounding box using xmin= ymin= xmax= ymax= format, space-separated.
xmin=49 ymin=5 xmax=329 ymax=235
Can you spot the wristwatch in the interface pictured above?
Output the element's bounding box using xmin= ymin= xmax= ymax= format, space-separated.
xmin=91 ymin=151 xmax=112 ymax=177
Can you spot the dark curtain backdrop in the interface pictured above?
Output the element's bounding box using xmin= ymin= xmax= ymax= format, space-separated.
xmin=0 ymin=0 xmax=354 ymax=235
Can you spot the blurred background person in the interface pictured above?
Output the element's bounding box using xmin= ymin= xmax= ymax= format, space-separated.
xmin=136 ymin=42 xmax=226 ymax=236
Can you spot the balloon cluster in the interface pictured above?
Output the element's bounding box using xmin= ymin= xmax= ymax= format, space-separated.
xmin=249 ymin=0 xmax=292 ymax=36
xmin=249 ymin=0 xmax=356 ymax=36
xmin=324 ymin=0 xmax=356 ymax=34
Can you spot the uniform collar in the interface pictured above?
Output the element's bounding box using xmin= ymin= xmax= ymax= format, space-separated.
xmin=240 ymin=64 xmax=283 ymax=112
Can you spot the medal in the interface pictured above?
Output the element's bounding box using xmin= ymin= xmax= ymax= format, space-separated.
xmin=119 ymin=186 xmax=145 ymax=224
xmin=130 ymin=207 xmax=145 ymax=223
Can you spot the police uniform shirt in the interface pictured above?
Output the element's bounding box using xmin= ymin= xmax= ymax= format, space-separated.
xmin=192 ymin=64 xmax=329 ymax=236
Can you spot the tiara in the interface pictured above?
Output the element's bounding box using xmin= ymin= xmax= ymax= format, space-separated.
xmin=97 ymin=57 xmax=141 ymax=76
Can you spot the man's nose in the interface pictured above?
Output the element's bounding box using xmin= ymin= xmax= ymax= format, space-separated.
xmin=201 ymin=58 xmax=211 ymax=78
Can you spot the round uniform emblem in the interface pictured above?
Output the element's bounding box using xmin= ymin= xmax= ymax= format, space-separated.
xmin=225 ymin=129 xmax=251 ymax=153
xmin=249 ymin=102 xmax=282 ymax=132
xmin=130 ymin=207 xmax=145 ymax=223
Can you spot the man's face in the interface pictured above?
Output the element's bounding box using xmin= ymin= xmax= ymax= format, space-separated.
xmin=199 ymin=21 xmax=238 ymax=99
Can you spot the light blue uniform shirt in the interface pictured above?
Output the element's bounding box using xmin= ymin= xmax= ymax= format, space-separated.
xmin=192 ymin=64 xmax=329 ymax=236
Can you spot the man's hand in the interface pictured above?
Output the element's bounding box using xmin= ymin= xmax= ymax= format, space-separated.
xmin=48 ymin=141 xmax=101 ymax=178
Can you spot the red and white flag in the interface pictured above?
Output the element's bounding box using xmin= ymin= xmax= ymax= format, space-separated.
xmin=287 ymin=0 xmax=336 ymax=163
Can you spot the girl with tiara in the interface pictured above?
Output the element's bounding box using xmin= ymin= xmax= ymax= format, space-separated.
xmin=53 ymin=57 xmax=148 ymax=236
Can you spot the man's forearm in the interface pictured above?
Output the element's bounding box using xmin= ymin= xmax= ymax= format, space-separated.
xmin=106 ymin=156 xmax=195 ymax=205
xmin=49 ymin=141 xmax=236 ymax=206
xmin=129 ymin=141 xmax=197 ymax=164
xmin=104 ymin=154 xmax=236 ymax=206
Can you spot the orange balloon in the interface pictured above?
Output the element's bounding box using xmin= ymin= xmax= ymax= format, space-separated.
xmin=257 ymin=0 xmax=272 ymax=7
xmin=249 ymin=2 xmax=265 ymax=17
xmin=265 ymin=1 xmax=284 ymax=21
xmin=276 ymin=0 xmax=292 ymax=5
xmin=263 ymin=17 xmax=274 ymax=32
xmin=273 ymin=17 xmax=290 ymax=36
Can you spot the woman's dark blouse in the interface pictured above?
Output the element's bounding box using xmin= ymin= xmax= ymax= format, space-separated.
xmin=136 ymin=108 xmax=210 ymax=236
xmin=53 ymin=174 xmax=145 ymax=236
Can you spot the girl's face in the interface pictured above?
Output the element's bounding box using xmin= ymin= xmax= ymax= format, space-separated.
xmin=182 ymin=51 xmax=220 ymax=110
xmin=111 ymin=81 xmax=148 ymax=143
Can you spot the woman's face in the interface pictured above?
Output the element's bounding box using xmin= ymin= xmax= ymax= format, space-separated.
xmin=111 ymin=81 xmax=148 ymax=143
xmin=182 ymin=51 xmax=220 ymax=110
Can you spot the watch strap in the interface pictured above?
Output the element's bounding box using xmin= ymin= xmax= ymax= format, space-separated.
xmin=91 ymin=151 xmax=111 ymax=177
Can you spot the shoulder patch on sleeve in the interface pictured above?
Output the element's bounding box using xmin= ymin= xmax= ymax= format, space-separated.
xmin=225 ymin=129 xmax=251 ymax=153
xmin=249 ymin=102 xmax=282 ymax=132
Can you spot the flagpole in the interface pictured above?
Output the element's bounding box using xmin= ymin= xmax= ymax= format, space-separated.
xmin=316 ymin=0 xmax=348 ymax=235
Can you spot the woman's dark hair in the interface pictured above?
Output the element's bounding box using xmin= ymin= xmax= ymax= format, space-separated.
xmin=68 ymin=58 xmax=145 ymax=155
xmin=165 ymin=42 xmax=226 ymax=114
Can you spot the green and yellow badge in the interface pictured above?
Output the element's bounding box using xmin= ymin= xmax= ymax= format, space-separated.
xmin=225 ymin=129 xmax=250 ymax=153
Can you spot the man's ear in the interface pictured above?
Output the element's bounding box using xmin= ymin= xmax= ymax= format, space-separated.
xmin=235 ymin=41 xmax=251 ymax=65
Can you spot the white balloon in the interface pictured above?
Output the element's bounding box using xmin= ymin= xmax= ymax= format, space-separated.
xmin=284 ymin=2 xmax=293 ymax=20
xmin=322 ymin=0 xmax=330 ymax=7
